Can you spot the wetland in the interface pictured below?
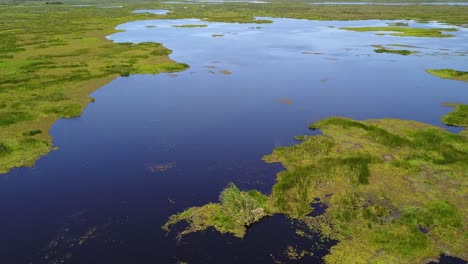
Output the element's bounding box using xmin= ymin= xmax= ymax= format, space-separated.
xmin=0 ymin=2 xmax=467 ymax=264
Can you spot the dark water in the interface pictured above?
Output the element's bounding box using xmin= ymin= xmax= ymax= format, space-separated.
xmin=1 ymin=18 xmax=467 ymax=263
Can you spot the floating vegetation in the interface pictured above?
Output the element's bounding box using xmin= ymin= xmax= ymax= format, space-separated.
xmin=165 ymin=107 xmax=468 ymax=263
xmin=173 ymin=24 xmax=208 ymax=28
xmin=374 ymin=48 xmax=416 ymax=55
xmin=285 ymin=245 xmax=313 ymax=261
xmin=147 ymin=162 xmax=176 ymax=172
xmin=276 ymin=98 xmax=292 ymax=106
xmin=219 ymin=70 xmax=232 ymax=75
xmin=212 ymin=34 xmax=224 ymax=37
xmin=426 ymin=69 xmax=468 ymax=82
xmin=341 ymin=26 xmax=457 ymax=37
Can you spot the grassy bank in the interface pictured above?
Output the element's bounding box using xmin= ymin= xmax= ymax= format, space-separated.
xmin=0 ymin=4 xmax=191 ymax=173
xmin=164 ymin=106 xmax=468 ymax=263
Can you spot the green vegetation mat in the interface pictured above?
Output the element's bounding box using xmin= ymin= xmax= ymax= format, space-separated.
xmin=164 ymin=106 xmax=468 ymax=263
xmin=426 ymin=69 xmax=468 ymax=82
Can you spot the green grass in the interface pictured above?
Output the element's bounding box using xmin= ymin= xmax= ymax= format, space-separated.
xmin=165 ymin=110 xmax=468 ymax=263
xmin=426 ymin=69 xmax=468 ymax=82
xmin=341 ymin=26 xmax=457 ymax=37
xmin=442 ymin=103 xmax=468 ymax=130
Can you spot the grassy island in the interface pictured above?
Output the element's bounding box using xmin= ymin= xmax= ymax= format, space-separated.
xmin=426 ymin=69 xmax=468 ymax=82
xmin=164 ymin=105 xmax=468 ymax=263
xmin=341 ymin=26 xmax=457 ymax=37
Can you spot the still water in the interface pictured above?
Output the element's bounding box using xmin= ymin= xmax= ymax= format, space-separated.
xmin=1 ymin=17 xmax=467 ymax=263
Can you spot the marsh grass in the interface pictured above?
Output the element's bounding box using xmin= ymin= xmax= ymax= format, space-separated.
xmin=0 ymin=5 xmax=190 ymax=173
xmin=165 ymin=112 xmax=468 ymax=263
xmin=1 ymin=2 xmax=468 ymax=175
xmin=22 ymin=129 xmax=42 ymax=136
xmin=163 ymin=183 xmax=273 ymax=237
xmin=441 ymin=104 xmax=468 ymax=130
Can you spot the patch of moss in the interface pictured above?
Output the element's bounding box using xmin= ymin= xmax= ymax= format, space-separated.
xmin=426 ymin=69 xmax=468 ymax=82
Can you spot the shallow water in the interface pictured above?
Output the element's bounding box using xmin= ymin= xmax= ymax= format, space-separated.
xmin=1 ymin=17 xmax=467 ymax=263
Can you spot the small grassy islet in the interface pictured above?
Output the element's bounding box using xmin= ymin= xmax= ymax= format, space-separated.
xmin=426 ymin=69 xmax=468 ymax=82
xmin=341 ymin=26 xmax=457 ymax=37
xmin=373 ymin=46 xmax=417 ymax=55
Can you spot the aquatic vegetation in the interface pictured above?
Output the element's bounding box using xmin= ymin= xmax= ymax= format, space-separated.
xmin=426 ymin=69 xmax=468 ymax=82
xmin=212 ymin=34 xmax=224 ymax=37
xmin=341 ymin=26 xmax=457 ymax=37
xmin=276 ymin=98 xmax=292 ymax=105
xmin=374 ymin=48 xmax=415 ymax=55
xmin=219 ymin=70 xmax=232 ymax=75
xmin=172 ymin=24 xmax=208 ymax=28
xmin=165 ymin=109 xmax=468 ymax=263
